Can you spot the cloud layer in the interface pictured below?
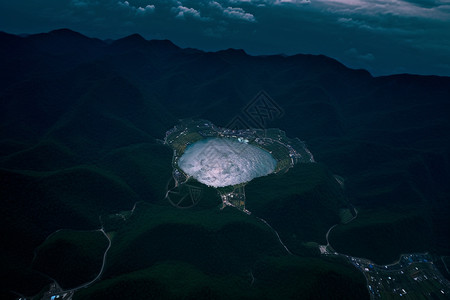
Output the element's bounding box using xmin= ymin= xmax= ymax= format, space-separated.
xmin=0 ymin=0 xmax=449 ymax=75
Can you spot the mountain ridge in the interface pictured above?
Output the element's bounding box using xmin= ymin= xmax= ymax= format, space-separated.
xmin=1 ymin=28 xmax=449 ymax=299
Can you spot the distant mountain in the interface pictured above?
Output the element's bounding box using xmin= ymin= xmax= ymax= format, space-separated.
xmin=1 ymin=29 xmax=449 ymax=299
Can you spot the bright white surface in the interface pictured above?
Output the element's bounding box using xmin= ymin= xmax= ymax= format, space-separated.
xmin=178 ymin=138 xmax=276 ymax=187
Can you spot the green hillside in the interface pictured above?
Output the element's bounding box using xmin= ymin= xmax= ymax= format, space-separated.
xmin=1 ymin=30 xmax=450 ymax=299
xmin=33 ymin=230 xmax=109 ymax=289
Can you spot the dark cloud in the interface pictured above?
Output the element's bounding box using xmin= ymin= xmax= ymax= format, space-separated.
xmin=0 ymin=0 xmax=449 ymax=76
xmin=402 ymin=0 xmax=449 ymax=8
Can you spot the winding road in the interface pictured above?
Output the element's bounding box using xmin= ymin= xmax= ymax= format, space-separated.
xmin=256 ymin=216 xmax=293 ymax=255
xmin=27 ymin=226 xmax=113 ymax=299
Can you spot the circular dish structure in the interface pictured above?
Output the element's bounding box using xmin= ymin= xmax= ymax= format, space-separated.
xmin=165 ymin=119 xmax=314 ymax=187
xmin=164 ymin=119 xmax=314 ymax=211
xmin=178 ymin=138 xmax=277 ymax=187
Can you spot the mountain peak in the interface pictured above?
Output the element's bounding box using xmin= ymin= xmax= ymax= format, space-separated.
xmin=48 ymin=28 xmax=86 ymax=38
xmin=216 ymin=48 xmax=247 ymax=56
xmin=125 ymin=33 xmax=146 ymax=41
xmin=28 ymin=28 xmax=103 ymax=45
xmin=25 ymin=28 xmax=105 ymax=56
xmin=111 ymin=33 xmax=148 ymax=49
xmin=118 ymin=33 xmax=146 ymax=43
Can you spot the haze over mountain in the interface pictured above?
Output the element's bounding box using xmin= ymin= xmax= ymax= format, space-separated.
xmin=1 ymin=29 xmax=450 ymax=299
xmin=1 ymin=0 xmax=450 ymax=76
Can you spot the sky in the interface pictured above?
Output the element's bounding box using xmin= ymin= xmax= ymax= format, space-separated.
xmin=1 ymin=0 xmax=450 ymax=76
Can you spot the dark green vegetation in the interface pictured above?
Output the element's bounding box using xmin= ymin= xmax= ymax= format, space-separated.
xmin=33 ymin=230 xmax=108 ymax=289
xmin=74 ymin=257 xmax=369 ymax=300
xmin=1 ymin=29 xmax=449 ymax=299
xmin=246 ymin=163 xmax=347 ymax=254
xmin=74 ymin=202 xmax=368 ymax=300
xmin=438 ymin=256 xmax=450 ymax=281
xmin=330 ymin=209 xmax=432 ymax=264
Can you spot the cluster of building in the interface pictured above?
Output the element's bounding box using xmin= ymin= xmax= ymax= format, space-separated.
xmin=18 ymin=282 xmax=74 ymax=300
xmin=220 ymin=186 xmax=251 ymax=215
xmin=347 ymin=253 xmax=450 ymax=299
